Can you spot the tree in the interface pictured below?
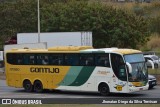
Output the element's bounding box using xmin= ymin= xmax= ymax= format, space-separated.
xmin=0 ymin=0 xmax=37 ymax=44
xmin=40 ymin=1 xmax=150 ymax=48
xmin=0 ymin=0 xmax=150 ymax=49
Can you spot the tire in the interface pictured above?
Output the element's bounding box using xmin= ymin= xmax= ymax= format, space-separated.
xmin=34 ymin=80 xmax=43 ymax=93
xmin=149 ymin=86 xmax=154 ymax=89
xmin=154 ymin=64 xmax=158 ymax=69
xmin=23 ymin=80 xmax=33 ymax=92
xmin=98 ymin=83 xmax=110 ymax=96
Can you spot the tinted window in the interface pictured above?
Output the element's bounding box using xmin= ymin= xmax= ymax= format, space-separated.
xmin=64 ymin=54 xmax=79 ymax=66
xmin=7 ymin=53 xmax=20 ymax=64
xmin=49 ymin=54 xmax=63 ymax=65
xmin=80 ymin=54 xmax=94 ymax=66
xmin=111 ymin=53 xmax=127 ymax=81
xmin=28 ymin=54 xmax=36 ymax=64
xmin=7 ymin=53 xmax=110 ymax=67
xmin=95 ymin=54 xmax=110 ymax=67
xmin=37 ymin=54 xmax=49 ymax=65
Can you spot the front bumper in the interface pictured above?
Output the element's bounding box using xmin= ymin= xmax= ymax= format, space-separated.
xmin=128 ymin=84 xmax=149 ymax=92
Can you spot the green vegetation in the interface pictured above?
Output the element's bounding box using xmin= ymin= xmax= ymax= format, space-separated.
xmin=0 ymin=0 xmax=160 ymax=50
xmin=0 ymin=0 xmax=154 ymax=49
xmin=132 ymin=1 xmax=160 ymax=51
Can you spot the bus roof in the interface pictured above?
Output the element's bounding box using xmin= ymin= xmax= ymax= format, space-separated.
xmin=6 ymin=46 xmax=141 ymax=55
xmin=81 ymin=48 xmax=141 ymax=55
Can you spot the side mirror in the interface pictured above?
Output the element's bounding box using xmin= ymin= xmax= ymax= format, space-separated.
xmin=126 ymin=62 xmax=132 ymax=73
xmin=147 ymin=60 xmax=154 ymax=69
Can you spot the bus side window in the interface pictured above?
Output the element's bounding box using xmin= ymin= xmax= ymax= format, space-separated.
xmin=85 ymin=58 xmax=93 ymax=66
xmin=29 ymin=55 xmax=35 ymax=64
xmin=80 ymin=54 xmax=94 ymax=66
xmin=17 ymin=59 xmax=22 ymax=64
xmin=23 ymin=55 xmax=27 ymax=64
xmin=65 ymin=54 xmax=79 ymax=66
xmin=49 ymin=54 xmax=63 ymax=65
xmin=16 ymin=54 xmax=23 ymax=64
xmin=42 ymin=56 xmax=48 ymax=65
xmin=95 ymin=54 xmax=110 ymax=67
xmin=7 ymin=53 xmax=17 ymax=64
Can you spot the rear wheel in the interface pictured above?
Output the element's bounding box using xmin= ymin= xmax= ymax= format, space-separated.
xmin=34 ymin=80 xmax=43 ymax=93
xmin=98 ymin=83 xmax=110 ymax=96
xmin=23 ymin=80 xmax=33 ymax=92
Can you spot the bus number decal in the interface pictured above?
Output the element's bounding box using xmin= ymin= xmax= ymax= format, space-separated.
xmin=30 ymin=67 xmax=60 ymax=73
xmin=10 ymin=68 xmax=20 ymax=71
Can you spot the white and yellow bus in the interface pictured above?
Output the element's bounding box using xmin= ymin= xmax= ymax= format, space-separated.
xmin=5 ymin=46 xmax=149 ymax=95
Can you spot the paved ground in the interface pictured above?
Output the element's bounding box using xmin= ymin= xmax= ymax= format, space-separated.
xmin=1 ymin=67 xmax=160 ymax=99
xmin=0 ymin=80 xmax=160 ymax=98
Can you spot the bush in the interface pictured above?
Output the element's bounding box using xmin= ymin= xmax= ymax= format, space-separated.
xmin=147 ymin=33 xmax=160 ymax=51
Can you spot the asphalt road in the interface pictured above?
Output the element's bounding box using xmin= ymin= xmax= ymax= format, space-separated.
xmin=0 ymin=80 xmax=160 ymax=98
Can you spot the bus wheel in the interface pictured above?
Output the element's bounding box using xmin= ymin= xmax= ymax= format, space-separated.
xmin=154 ymin=64 xmax=158 ymax=69
xmin=98 ymin=83 xmax=110 ymax=96
xmin=23 ymin=80 xmax=33 ymax=92
xmin=34 ymin=80 xmax=43 ymax=93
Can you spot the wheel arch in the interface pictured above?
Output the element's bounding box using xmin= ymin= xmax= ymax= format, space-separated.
xmin=22 ymin=79 xmax=32 ymax=86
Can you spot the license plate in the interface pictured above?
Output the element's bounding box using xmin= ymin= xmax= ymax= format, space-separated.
xmin=139 ymin=88 xmax=143 ymax=90
xmin=116 ymin=85 xmax=122 ymax=91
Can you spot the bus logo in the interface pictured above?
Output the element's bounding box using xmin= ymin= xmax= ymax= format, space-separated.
xmin=30 ymin=67 xmax=60 ymax=73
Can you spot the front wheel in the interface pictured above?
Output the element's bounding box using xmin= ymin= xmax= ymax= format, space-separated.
xmin=34 ymin=80 xmax=43 ymax=93
xmin=98 ymin=83 xmax=110 ymax=96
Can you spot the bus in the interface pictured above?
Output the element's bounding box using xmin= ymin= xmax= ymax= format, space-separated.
xmin=5 ymin=46 xmax=149 ymax=95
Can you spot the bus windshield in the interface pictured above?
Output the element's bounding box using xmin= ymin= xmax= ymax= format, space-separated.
xmin=124 ymin=54 xmax=148 ymax=82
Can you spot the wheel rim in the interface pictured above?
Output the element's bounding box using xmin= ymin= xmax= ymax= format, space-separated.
xmin=34 ymin=81 xmax=43 ymax=92
xmin=101 ymin=87 xmax=107 ymax=93
xmin=24 ymin=81 xmax=32 ymax=92
xmin=35 ymin=83 xmax=42 ymax=91
xmin=99 ymin=84 xmax=109 ymax=95
xmin=26 ymin=84 xmax=31 ymax=90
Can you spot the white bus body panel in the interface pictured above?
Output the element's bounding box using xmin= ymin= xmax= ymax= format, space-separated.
xmin=56 ymin=67 xmax=129 ymax=93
